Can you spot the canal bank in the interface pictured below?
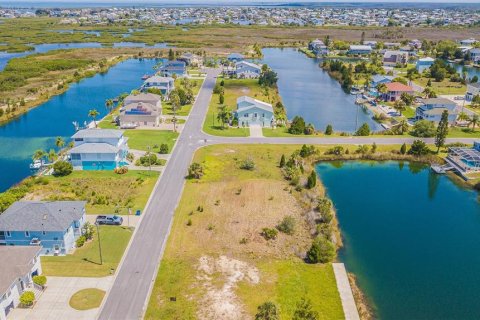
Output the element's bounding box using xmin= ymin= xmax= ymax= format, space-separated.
xmin=0 ymin=58 xmax=157 ymax=192
xmin=316 ymin=160 xmax=480 ymax=319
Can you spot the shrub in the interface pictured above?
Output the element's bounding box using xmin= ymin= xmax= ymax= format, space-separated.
xmin=304 ymin=123 xmax=315 ymax=135
xmin=261 ymin=227 xmax=278 ymax=240
xmin=276 ymin=216 xmax=296 ymax=235
xmin=33 ymin=275 xmax=47 ymax=287
xmin=279 ymin=154 xmax=286 ymax=168
xmin=408 ymin=140 xmax=430 ymax=156
xmin=255 ymin=301 xmax=279 ymax=320
xmin=158 ymin=143 xmax=169 ymax=154
xmin=293 ymin=298 xmax=319 ymax=320
xmin=400 ymin=143 xmax=407 ymax=155
xmin=114 ymin=166 xmax=128 ymax=174
xmin=306 ymin=236 xmax=336 ymax=263
xmin=76 ymin=235 xmax=86 ymax=248
xmin=325 ymin=124 xmax=333 ymax=135
xmin=135 ymin=153 xmax=164 ymax=166
xmin=355 ymin=123 xmax=370 ymax=136
xmin=355 ymin=145 xmax=370 ymax=155
xmin=306 ymin=171 xmax=317 ymax=189
xmin=126 ymin=152 xmax=134 ymax=162
xmin=19 ymin=291 xmax=35 ymax=307
xmin=412 ymin=120 xmax=436 ymax=137
xmin=288 ymin=116 xmax=306 ymax=135
xmin=188 ymin=163 xmax=203 ymax=179
xmin=53 ymin=161 xmax=73 ymax=177
xmin=299 ymin=145 xmax=315 ymax=158
xmin=325 ymin=146 xmax=344 ymax=156
xmin=239 ymin=158 xmax=255 ymax=170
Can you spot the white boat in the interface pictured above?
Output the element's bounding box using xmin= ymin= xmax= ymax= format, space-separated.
xmin=29 ymin=159 xmax=44 ymax=170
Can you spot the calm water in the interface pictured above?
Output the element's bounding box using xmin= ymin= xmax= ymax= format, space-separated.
xmin=261 ymin=48 xmax=381 ymax=133
xmin=317 ymin=161 xmax=480 ymax=319
xmin=0 ymin=58 xmax=157 ymax=192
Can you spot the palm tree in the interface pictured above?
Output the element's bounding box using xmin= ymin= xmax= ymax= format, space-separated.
xmin=47 ymin=149 xmax=57 ymax=163
xmin=457 ymin=112 xmax=470 ymax=122
xmin=469 ymin=114 xmax=480 ymax=132
xmin=393 ymin=100 xmax=406 ymax=115
xmin=55 ymin=137 xmax=65 ymax=149
xmin=376 ymin=83 xmax=387 ymax=101
xmin=105 ymin=99 xmax=114 ymax=112
xmin=32 ymin=149 xmax=46 ymax=161
xmin=217 ymin=105 xmax=232 ymax=129
xmin=396 ymin=119 xmax=409 ymax=135
xmin=88 ymin=109 xmax=100 ymax=128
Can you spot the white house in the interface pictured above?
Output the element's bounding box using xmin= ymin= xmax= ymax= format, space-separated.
xmin=120 ymin=93 xmax=162 ymax=127
xmin=416 ymin=98 xmax=458 ymax=124
xmin=309 ymin=39 xmax=329 ymax=55
xmin=416 ymin=57 xmax=435 ymax=72
xmin=142 ymin=76 xmax=175 ymax=96
xmin=236 ymin=96 xmax=274 ymax=127
xmin=348 ymin=45 xmax=372 ymax=55
xmin=0 ymin=246 xmax=42 ymax=320
xmin=460 ymin=38 xmax=477 ymax=46
xmin=235 ymin=61 xmax=262 ymax=78
xmin=469 ymin=48 xmax=480 ymax=62
xmin=466 ymin=82 xmax=480 ymax=101
xmin=68 ymin=129 xmax=129 ymax=170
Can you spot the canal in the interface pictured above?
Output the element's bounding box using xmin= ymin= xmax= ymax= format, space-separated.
xmin=0 ymin=58 xmax=157 ymax=192
xmin=316 ymin=161 xmax=480 ymax=319
xmin=261 ymin=48 xmax=381 ymax=133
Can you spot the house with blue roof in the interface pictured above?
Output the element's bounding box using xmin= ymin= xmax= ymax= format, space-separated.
xmin=159 ymin=60 xmax=187 ymax=77
xmin=416 ymin=57 xmax=435 ymax=72
xmin=235 ymin=61 xmax=262 ymax=78
xmin=236 ymin=96 xmax=274 ymax=127
xmin=371 ymin=75 xmax=394 ymax=88
xmin=0 ymin=201 xmax=87 ymax=255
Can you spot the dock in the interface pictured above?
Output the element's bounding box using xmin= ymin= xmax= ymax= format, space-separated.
xmin=333 ymin=263 xmax=361 ymax=320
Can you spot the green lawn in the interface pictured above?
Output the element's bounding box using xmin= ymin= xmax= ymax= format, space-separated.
xmin=163 ymin=78 xmax=204 ymax=116
xmin=69 ymin=288 xmax=106 ymax=310
xmin=447 ymin=127 xmax=480 ymax=138
xmin=414 ymin=77 xmax=466 ymax=95
xmin=98 ymin=114 xmax=117 ymax=129
xmin=263 ymin=127 xmax=321 ymax=137
xmin=41 ymin=226 xmax=133 ymax=277
xmin=124 ymin=130 xmax=179 ymax=153
xmin=402 ymin=106 xmax=416 ymax=119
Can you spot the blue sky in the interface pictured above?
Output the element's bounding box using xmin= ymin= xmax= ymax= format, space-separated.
xmin=12 ymin=0 xmax=480 ymax=3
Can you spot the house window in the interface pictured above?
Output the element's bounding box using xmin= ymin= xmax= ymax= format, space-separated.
xmin=71 ymin=153 xmax=81 ymax=160
xmin=6 ymin=231 xmax=11 ymax=237
xmin=244 ymin=113 xmax=248 ymax=117
xmin=42 ymin=231 xmax=46 ymax=235
xmin=74 ymin=138 xmax=83 ymax=142
xmin=25 ymin=231 xmax=30 ymax=237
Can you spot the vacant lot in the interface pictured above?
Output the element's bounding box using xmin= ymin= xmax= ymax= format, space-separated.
xmin=124 ymin=129 xmax=179 ymax=153
xmin=163 ymin=78 xmax=204 ymax=116
xmin=145 ymin=145 xmax=344 ymax=320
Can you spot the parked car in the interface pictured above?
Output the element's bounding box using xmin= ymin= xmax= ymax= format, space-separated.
xmin=96 ymin=215 xmax=123 ymax=225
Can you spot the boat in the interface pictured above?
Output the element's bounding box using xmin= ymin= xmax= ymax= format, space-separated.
xmin=141 ymin=74 xmax=151 ymax=80
xmin=29 ymin=159 xmax=44 ymax=170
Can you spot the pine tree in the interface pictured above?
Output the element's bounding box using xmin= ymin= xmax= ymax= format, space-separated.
xmin=400 ymin=143 xmax=407 ymax=155
xmin=279 ymin=154 xmax=286 ymax=168
xmin=435 ymin=110 xmax=449 ymax=153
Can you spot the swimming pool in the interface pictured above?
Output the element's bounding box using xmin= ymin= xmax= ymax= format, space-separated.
xmin=82 ymin=161 xmax=128 ymax=171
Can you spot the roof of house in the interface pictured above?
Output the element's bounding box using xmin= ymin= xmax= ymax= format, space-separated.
xmin=72 ymin=128 xmax=124 ymax=140
xmin=69 ymin=142 xmax=120 ymax=154
xmin=422 ymin=98 xmax=456 ymax=105
xmin=0 ymin=246 xmax=41 ymax=294
xmin=237 ymin=96 xmax=273 ymax=113
xmin=417 ymin=57 xmax=435 ymax=62
xmin=235 ymin=61 xmax=262 ymax=70
xmin=383 ymin=50 xmax=407 ymax=57
xmin=349 ymin=45 xmax=372 ymax=51
xmin=0 ymin=201 xmax=86 ymax=232
xmin=144 ymin=76 xmax=174 ymax=83
xmin=124 ymin=93 xmax=161 ymax=104
xmin=385 ymin=82 xmax=413 ymax=92
xmin=470 ymin=48 xmax=480 ymax=54
xmin=372 ymin=74 xmax=394 ymax=83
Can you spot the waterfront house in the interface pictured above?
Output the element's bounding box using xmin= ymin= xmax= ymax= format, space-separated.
xmin=460 ymin=38 xmax=477 ymax=46
xmin=382 ymin=82 xmax=414 ymax=102
xmin=469 ymin=48 xmax=480 ymax=63
xmin=235 ymin=61 xmax=262 ymax=78
xmin=0 ymin=201 xmax=86 ymax=255
xmin=178 ymin=52 xmax=202 ymax=67
xmin=227 ymin=53 xmax=244 ymax=62
xmin=120 ymin=93 xmax=162 ymax=127
xmin=383 ymin=51 xmax=409 ymax=66
xmin=309 ymin=39 xmax=329 ymax=56
xmin=142 ymin=76 xmax=175 ymax=96
xmin=446 ymin=142 xmax=480 ymax=173
xmin=371 ymin=75 xmax=394 ymax=88
xmin=159 ymin=60 xmax=187 ymax=77
xmin=68 ymin=129 xmax=129 ymax=170
xmin=348 ymin=45 xmax=372 ymax=55
xmin=0 ymin=246 xmax=42 ymax=320
xmin=236 ymin=96 xmax=274 ymax=127
xmin=466 ymin=82 xmax=480 ymax=101
xmin=416 ymin=57 xmax=435 ymax=72
xmin=415 ymin=98 xmax=458 ymax=124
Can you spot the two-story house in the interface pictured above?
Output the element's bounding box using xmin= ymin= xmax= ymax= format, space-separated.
xmin=469 ymin=48 xmax=480 ymax=63
xmin=382 ymin=82 xmax=414 ymax=102
xmin=466 ymin=82 xmax=480 ymax=101
xmin=68 ymin=129 xmax=129 ymax=170
xmin=416 ymin=98 xmax=458 ymax=124
xmin=308 ymin=39 xmax=329 ymax=56
xmin=235 ymin=61 xmax=262 ymax=78
xmin=178 ymin=52 xmax=202 ymax=67
xmin=142 ymin=76 xmax=175 ymax=96
xmin=236 ymin=96 xmax=274 ymax=127
xmin=0 ymin=201 xmax=86 ymax=255
xmin=120 ymin=93 xmax=162 ymax=127
xmin=383 ymin=51 xmax=409 ymax=66
xmin=0 ymin=246 xmax=42 ymax=320
xmin=159 ymin=60 xmax=187 ymax=77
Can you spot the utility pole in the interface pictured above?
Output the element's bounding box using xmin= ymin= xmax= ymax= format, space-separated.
xmin=95 ymin=222 xmax=103 ymax=265
xmin=147 ymin=145 xmax=151 ymax=175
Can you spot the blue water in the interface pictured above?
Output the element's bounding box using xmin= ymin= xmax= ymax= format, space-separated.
xmin=317 ymin=161 xmax=480 ymax=319
xmin=261 ymin=48 xmax=381 ymax=133
xmin=0 ymin=58 xmax=157 ymax=192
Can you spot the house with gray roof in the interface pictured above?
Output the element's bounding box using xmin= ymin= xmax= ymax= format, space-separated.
xmin=466 ymin=82 xmax=480 ymax=101
xmin=0 ymin=201 xmax=86 ymax=255
xmin=68 ymin=129 xmax=129 ymax=170
xmin=120 ymin=93 xmax=162 ymax=127
xmin=142 ymin=76 xmax=175 ymax=96
xmin=0 ymin=246 xmax=42 ymax=320
xmin=236 ymin=96 xmax=274 ymax=127
xmin=235 ymin=61 xmax=262 ymax=79
xmin=416 ymin=98 xmax=458 ymax=124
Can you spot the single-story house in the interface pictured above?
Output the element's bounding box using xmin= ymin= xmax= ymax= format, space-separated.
xmin=0 ymin=201 xmax=87 ymax=255
xmin=159 ymin=60 xmax=187 ymax=77
xmin=415 ymin=98 xmax=458 ymax=124
xmin=382 ymin=82 xmax=414 ymax=102
xmin=466 ymin=82 xmax=480 ymax=101
xmin=416 ymin=57 xmax=435 ymax=72
xmin=142 ymin=76 xmax=175 ymax=96
xmin=227 ymin=53 xmax=244 ymax=62
xmin=178 ymin=52 xmax=202 ymax=67
xmin=68 ymin=129 xmax=129 ymax=170
xmin=120 ymin=93 xmax=161 ymax=127
xmin=0 ymin=246 xmax=42 ymax=320
xmin=348 ymin=45 xmax=372 ymax=55
xmin=235 ymin=61 xmax=262 ymax=78
xmin=371 ymin=75 xmax=394 ymax=88
xmin=236 ymin=96 xmax=274 ymax=127
xmin=383 ymin=51 xmax=409 ymax=66
xmin=309 ymin=39 xmax=329 ymax=56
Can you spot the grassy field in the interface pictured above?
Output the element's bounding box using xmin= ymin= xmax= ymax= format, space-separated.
xmin=145 ymin=144 xmax=344 ymax=320
xmin=41 ymin=226 xmax=132 ymax=277
xmin=124 ymin=129 xmax=179 ymax=153
xmin=203 ymin=77 xmax=282 ymax=137
xmin=163 ymin=78 xmax=204 ymax=116
xmin=23 ymin=170 xmax=159 ymax=214
xmin=414 ymin=77 xmax=466 ymax=95
xmin=69 ymin=288 xmax=106 ymax=310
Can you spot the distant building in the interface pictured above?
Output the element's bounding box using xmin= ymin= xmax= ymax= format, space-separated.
xmin=0 ymin=201 xmax=86 ymax=255
xmin=178 ymin=52 xmax=202 ymax=67
xmin=68 ymin=129 xmax=129 ymax=170
xmin=460 ymin=38 xmax=477 ymax=46
xmin=383 ymin=51 xmax=409 ymax=66
xmin=469 ymin=48 xmax=480 ymax=62
xmin=236 ymin=96 xmax=274 ymax=127
xmin=363 ymin=40 xmax=378 ymax=48
xmin=227 ymin=53 xmax=244 ymax=62
xmin=235 ymin=61 xmax=262 ymax=78
xmin=415 ymin=98 xmax=458 ymax=124
xmin=383 ymin=42 xmax=401 ymax=49
xmin=142 ymin=76 xmax=175 ymax=96
xmin=466 ymin=82 xmax=480 ymax=101
xmin=348 ymin=45 xmax=372 ymax=55
xmin=159 ymin=60 xmax=186 ymax=77
xmin=416 ymin=57 xmax=435 ymax=72
xmin=371 ymin=75 xmax=394 ymax=88
xmin=308 ymin=39 xmax=329 ymax=56
xmin=383 ymin=82 xmax=414 ymax=101
xmin=0 ymin=246 xmax=42 ymax=320
xmin=120 ymin=93 xmax=162 ymax=127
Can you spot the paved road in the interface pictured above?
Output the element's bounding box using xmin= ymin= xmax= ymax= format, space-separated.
xmin=99 ymin=67 xmax=477 ymax=320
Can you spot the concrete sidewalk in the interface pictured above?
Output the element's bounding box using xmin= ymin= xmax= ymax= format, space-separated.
xmin=10 ymin=276 xmax=113 ymax=320
xmin=333 ymin=263 xmax=360 ymax=320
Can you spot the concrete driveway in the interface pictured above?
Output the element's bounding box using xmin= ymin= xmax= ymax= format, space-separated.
xmin=10 ymin=276 xmax=113 ymax=320
xmin=249 ymin=124 xmax=263 ymax=137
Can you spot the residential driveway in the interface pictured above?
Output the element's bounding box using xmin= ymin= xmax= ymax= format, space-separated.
xmin=249 ymin=124 xmax=263 ymax=137
xmin=10 ymin=276 xmax=113 ymax=320
xmin=86 ymin=215 xmax=141 ymax=228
